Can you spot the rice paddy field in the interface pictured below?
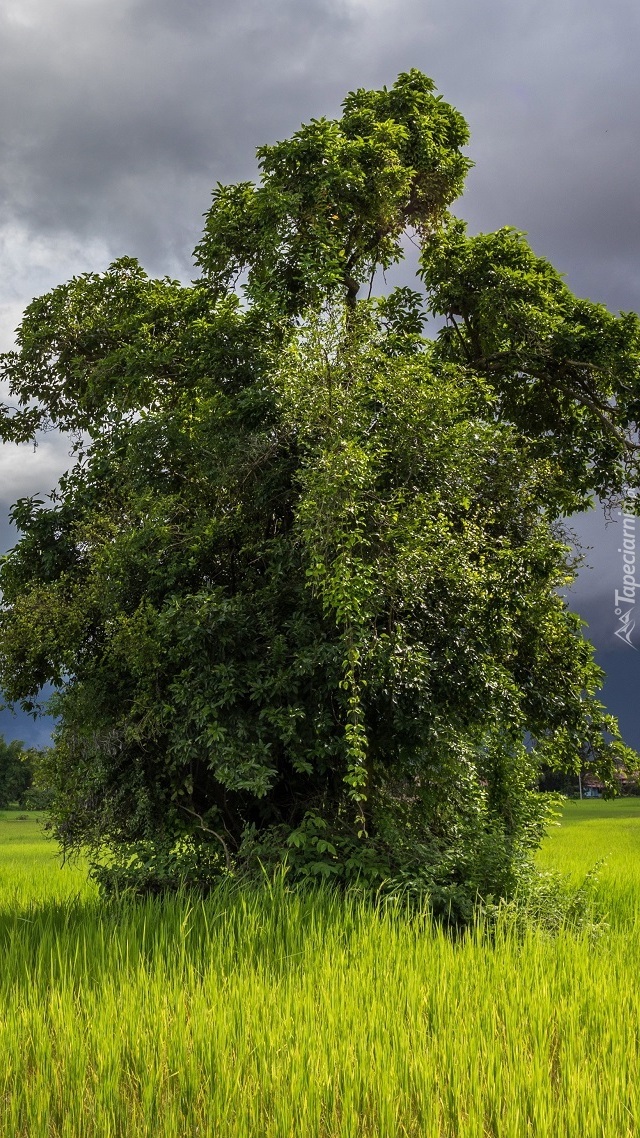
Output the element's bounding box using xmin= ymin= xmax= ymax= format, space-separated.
xmin=1 ymin=800 xmax=640 ymax=1137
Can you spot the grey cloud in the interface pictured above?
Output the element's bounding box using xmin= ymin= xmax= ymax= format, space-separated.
xmin=0 ymin=705 xmax=54 ymax=747
xmin=0 ymin=0 xmax=402 ymax=276
xmin=593 ymin=650 xmax=640 ymax=750
xmin=441 ymin=2 xmax=640 ymax=310
xmin=1 ymin=0 xmax=638 ymax=301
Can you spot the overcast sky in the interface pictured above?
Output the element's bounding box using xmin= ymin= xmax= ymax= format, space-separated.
xmin=1 ymin=0 xmax=639 ymax=747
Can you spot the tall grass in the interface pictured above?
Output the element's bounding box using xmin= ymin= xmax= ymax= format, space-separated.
xmin=0 ymin=810 xmax=93 ymax=907
xmin=538 ymin=797 xmax=640 ymax=925
xmin=0 ymin=804 xmax=639 ymax=1136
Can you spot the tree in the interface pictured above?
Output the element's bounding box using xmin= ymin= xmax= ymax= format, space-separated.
xmin=0 ymin=71 xmax=638 ymax=912
xmin=0 ymin=737 xmax=34 ymax=808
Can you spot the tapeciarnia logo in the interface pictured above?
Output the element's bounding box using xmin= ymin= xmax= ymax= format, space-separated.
xmin=614 ymin=493 xmax=638 ymax=649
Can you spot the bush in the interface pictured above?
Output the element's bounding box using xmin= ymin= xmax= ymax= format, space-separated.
xmin=90 ymin=837 xmax=227 ymax=898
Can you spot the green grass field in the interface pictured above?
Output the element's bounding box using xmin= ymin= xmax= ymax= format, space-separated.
xmin=1 ymin=801 xmax=639 ymax=1137
xmin=538 ymin=797 xmax=640 ymax=925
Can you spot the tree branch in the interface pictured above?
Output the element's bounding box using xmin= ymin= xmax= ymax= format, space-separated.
xmin=178 ymin=804 xmax=233 ymax=872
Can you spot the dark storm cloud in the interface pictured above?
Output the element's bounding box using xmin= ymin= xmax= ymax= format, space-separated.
xmin=0 ymin=0 xmax=383 ymax=275
xmin=1 ymin=0 xmax=638 ymax=297
xmin=1 ymin=0 xmax=639 ymax=743
xmin=416 ymin=0 xmax=640 ymax=311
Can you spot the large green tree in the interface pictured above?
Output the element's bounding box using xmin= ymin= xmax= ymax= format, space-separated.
xmin=0 ymin=72 xmax=638 ymax=910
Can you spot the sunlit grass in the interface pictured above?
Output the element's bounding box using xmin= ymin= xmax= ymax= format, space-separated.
xmin=538 ymin=797 xmax=640 ymax=925
xmin=0 ymin=810 xmax=94 ymax=906
xmin=0 ymin=801 xmax=639 ymax=1136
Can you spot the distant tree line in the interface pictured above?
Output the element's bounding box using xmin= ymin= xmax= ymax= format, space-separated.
xmin=0 ymin=736 xmax=51 ymax=809
xmin=540 ymin=763 xmax=640 ymax=798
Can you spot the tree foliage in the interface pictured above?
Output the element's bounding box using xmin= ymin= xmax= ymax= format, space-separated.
xmin=0 ymin=736 xmax=35 ymax=809
xmin=0 ymin=71 xmax=638 ymax=912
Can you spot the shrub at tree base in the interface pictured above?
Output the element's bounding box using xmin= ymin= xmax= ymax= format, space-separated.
xmin=0 ymin=71 xmax=638 ymax=917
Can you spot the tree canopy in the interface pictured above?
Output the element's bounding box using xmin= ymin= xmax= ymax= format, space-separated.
xmin=0 ymin=71 xmax=638 ymax=912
